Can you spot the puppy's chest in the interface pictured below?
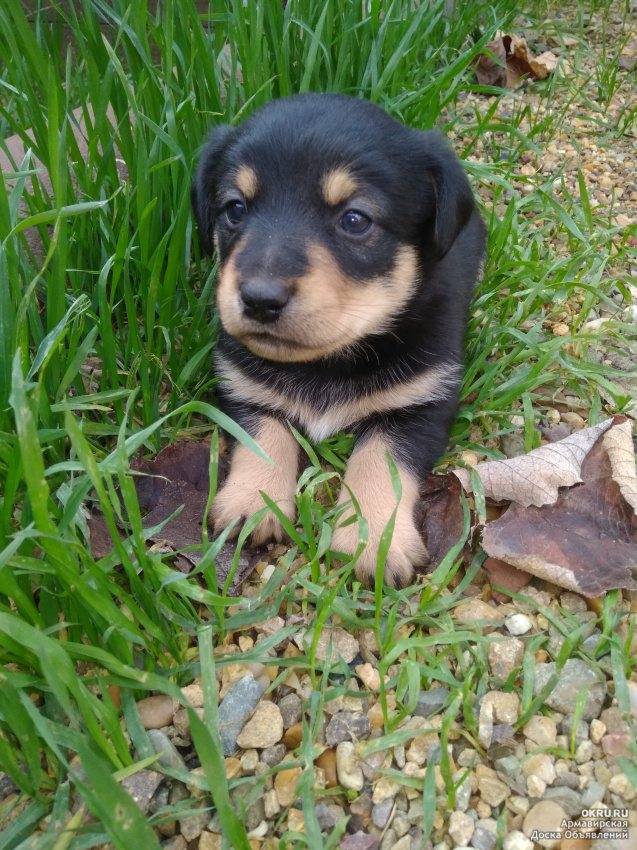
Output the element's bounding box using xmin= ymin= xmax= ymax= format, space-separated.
xmin=216 ymin=352 xmax=459 ymax=443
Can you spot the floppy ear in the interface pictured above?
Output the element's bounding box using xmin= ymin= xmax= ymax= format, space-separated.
xmin=191 ymin=124 xmax=237 ymax=255
xmin=422 ymin=131 xmax=476 ymax=259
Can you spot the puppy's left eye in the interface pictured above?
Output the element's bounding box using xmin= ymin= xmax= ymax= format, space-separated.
xmin=340 ymin=210 xmax=372 ymax=235
xmin=225 ymin=201 xmax=247 ymax=226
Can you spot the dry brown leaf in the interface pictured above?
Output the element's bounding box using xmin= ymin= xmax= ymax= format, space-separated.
xmin=527 ymin=48 xmax=559 ymax=79
xmin=474 ymin=34 xmax=559 ymax=89
xmin=474 ymin=38 xmax=508 ymax=88
xmin=603 ymin=419 xmax=637 ymax=512
xmin=416 ymin=474 xmax=468 ymax=571
xmin=452 ymin=418 xmax=616 ymax=507
xmin=87 ymin=440 xmax=265 ymax=591
xmin=479 ymin=418 xmax=637 ymax=597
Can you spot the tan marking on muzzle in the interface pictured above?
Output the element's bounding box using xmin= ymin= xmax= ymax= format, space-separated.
xmin=216 ymin=243 xmax=421 ymax=362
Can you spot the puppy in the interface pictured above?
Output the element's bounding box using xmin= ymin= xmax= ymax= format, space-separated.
xmin=191 ymin=93 xmax=486 ymax=588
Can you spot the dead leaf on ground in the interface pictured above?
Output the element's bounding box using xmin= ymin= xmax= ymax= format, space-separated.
xmin=416 ymin=474 xmax=468 ymax=570
xmin=475 ymin=34 xmax=559 ymax=89
xmin=87 ymin=440 xmax=265 ymax=591
xmin=473 ymin=417 xmax=637 ymax=597
xmin=452 ymin=417 xmax=617 ymax=507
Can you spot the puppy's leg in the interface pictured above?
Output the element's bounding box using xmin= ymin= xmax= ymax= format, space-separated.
xmin=331 ymin=432 xmax=427 ymax=589
xmin=212 ymin=416 xmax=299 ymax=545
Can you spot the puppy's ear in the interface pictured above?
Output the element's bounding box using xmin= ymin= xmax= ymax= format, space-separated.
xmin=422 ymin=131 xmax=476 ymax=259
xmin=191 ymin=125 xmax=237 ymax=255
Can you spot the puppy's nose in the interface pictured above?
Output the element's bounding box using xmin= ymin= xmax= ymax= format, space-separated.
xmin=240 ymin=279 xmax=290 ymax=323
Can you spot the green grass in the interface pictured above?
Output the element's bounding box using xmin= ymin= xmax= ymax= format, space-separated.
xmin=0 ymin=0 xmax=636 ymax=847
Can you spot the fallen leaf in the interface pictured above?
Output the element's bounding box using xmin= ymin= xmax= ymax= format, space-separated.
xmin=452 ymin=418 xmax=616 ymax=507
xmin=416 ymin=474 xmax=467 ymax=570
xmin=474 ymin=37 xmax=508 ymax=87
xmin=603 ymin=420 xmax=637 ymax=512
xmin=87 ymin=440 xmax=265 ymax=591
xmin=481 ymin=422 xmax=637 ymax=597
xmin=474 ymin=34 xmax=559 ymax=89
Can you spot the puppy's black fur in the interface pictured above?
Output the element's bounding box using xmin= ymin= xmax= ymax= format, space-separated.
xmin=192 ymin=93 xmax=486 ymax=588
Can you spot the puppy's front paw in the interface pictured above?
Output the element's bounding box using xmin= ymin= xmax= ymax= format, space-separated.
xmin=212 ymin=479 xmax=295 ymax=545
xmin=332 ymin=434 xmax=428 ymax=589
xmin=332 ymin=502 xmax=427 ymax=589
xmin=212 ymin=418 xmax=299 ymax=546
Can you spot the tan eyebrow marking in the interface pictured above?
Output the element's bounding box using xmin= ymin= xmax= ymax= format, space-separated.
xmin=321 ymin=168 xmax=358 ymax=206
xmin=235 ymin=164 xmax=258 ymax=199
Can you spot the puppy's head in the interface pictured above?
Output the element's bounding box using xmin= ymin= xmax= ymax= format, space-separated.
xmin=192 ymin=94 xmax=475 ymax=363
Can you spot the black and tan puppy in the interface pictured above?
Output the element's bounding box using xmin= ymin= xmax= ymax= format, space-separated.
xmin=191 ymin=93 xmax=486 ymax=588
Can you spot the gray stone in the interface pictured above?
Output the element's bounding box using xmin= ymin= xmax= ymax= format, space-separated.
xmin=179 ymin=800 xmax=212 ymax=842
xmin=560 ymin=714 xmax=589 ymax=746
xmin=502 ymin=432 xmax=525 ymax=458
xmin=262 ymin=743 xmax=287 ymax=766
xmin=326 ymin=712 xmax=371 ymax=747
xmin=278 ymin=693 xmax=302 ymax=729
xmin=147 ymin=730 xmax=187 ymax=771
xmin=542 ymin=786 xmax=583 ymax=817
xmin=502 ymin=832 xmax=532 ymax=850
xmin=471 ymin=827 xmax=496 ymax=850
xmin=453 ymin=776 xmax=472 ymax=812
xmin=534 ymin=660 xmax=605 ymax=721
xmin=148 ymin=783 xmax=170 ymax=815
xmin=413 ymin=688 xmax=450 ymax=717
xmin=379 ymin=829 xmax=397 ymax=850
xmin=0 ymin=772 xmax=19 ymax=800
xmin=217 ymin=675 xmax=264 ymax=756
xmin=583 ymin=631 xmax=602 ymax=652
xmin=494 ymin=756 xmax=520 ymax=777
xmin=408 ymin=798 xmax=424 ymax=824
xmin=393 ymin=812 xmax=410 ymax=838
xmin=488 ymin=637 xmax=525 ymax=680
xmin=339 ymin=832 xmax=380 ymax=850
xmin=121 ymin=769 xmax=163 ymax=814
xmin=169 ymin=781 xmax=190 ymax=805
xmin=581 ymin=781 xmax=607 ymax=808
xmin=372 ymin=798 xmax=394 ymax=828
xmin=559 ymin=592 xmax=587 ymax=615
xmin=315 ymin=801 xmax=336 ymax=831
xmin=410 ymin=830 xmax=428 ymax=850
xmin=555 ymin=771 xmax=580 ymax=790
xmin=160 ymin=837 xmax=186 ymax=850
xmin=600 ymin=706 xmax=630 ymax=735
xmin=244 ymin=795 xmax=265 ymax=832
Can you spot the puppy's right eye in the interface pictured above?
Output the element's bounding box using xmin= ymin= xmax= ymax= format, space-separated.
xmin=225 ymin=201 xmax=247 ymax=226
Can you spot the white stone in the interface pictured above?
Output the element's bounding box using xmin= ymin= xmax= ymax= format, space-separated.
xmin=505 ymin=614 xmax=532 ymax=635
xmin=448 ymin=811 xmax=475 ymax=847
xmin=502 ymin=832 xmax=533 ymax=850
xmin=589 ymin=718 xmax=606 ymax=744
xmin=526 ymin=774 xmax=546 ymax=797
xmin=335 ymin=742 xmax=364 ymax=791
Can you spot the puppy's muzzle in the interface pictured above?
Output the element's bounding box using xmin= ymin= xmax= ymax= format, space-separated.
xmin=240 ymin=278 xmax=291 ymax=324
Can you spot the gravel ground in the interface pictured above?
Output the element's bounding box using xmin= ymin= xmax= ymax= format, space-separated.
xmin=1 ymin=4 xmax=636 ymax=850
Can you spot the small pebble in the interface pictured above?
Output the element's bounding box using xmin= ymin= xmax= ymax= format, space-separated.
xmin=505 ymin=614 xmax=532 ymax=636
xmin=336 ymin=742 xmax=364 ymax=791
xmin=136 ymin=695 xmax=174 ymax=729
